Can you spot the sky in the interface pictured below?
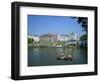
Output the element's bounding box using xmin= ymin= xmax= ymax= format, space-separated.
xmin=28 ymin=15 xmax=86 ymax=36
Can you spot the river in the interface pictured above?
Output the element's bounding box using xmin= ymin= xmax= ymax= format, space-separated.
xmin=28 ymin=46 xmax=87 ymax=66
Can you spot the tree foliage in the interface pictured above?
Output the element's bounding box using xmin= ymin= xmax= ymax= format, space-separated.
xmin=77 ymin=17 xmax=88 ymax=33
xmin=71 ymin=17 xmax=88 ymax=33
xmin=80 ymin=34 xmax=87 ymax=41
xmin=28 ymin=38 xmax=34 ymax=44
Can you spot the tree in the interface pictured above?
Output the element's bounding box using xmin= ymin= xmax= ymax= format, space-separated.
xmin=79 ymin=34 xmax=87 ymax=48
xmin=80 ymin=34 xmax=87 ymax=41
xmin=77 ymin=17 xmax=87 ymax=33
xmin=28 ymin=38 xmax=34 ymax=44
xmin=71 ymin=17 xmax=88 ymax=33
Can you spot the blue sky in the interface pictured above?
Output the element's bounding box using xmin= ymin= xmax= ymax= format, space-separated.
xmin=28 ymin=15 xmax=86 ymax=36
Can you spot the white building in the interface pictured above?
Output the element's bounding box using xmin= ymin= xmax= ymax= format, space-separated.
xmin=28 ymin=33 xmax=79 ymax=43
xmin=57 ymin=35 xmax=68 ymax=42
xmin=67 ymin=33 xmax=79 ymax=45
xmin=68 ymin=33 xmax=78 ymax=41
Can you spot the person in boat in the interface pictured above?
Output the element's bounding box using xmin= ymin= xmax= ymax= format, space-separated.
xmin=68 ymin=54 xmax=72 ymax=58
xmin=57 ymin=53 xmax=65 ymax=60
xmin=60 ymin=53 xmax=65 ymax=59
xmin=57 ymin=54 xmax=72 ymax=60
xmin=61 ymin=53 xmax=65 ymax=57
xmin=67 ymin=54 xmax=72 ymax=60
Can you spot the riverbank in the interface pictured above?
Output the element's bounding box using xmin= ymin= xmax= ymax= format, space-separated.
xmin=28 ymin=44 xmax=86 ymax=48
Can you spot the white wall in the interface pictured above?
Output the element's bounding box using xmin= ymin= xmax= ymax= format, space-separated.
xmin=0 ymin=0 xmax=99 ymax=82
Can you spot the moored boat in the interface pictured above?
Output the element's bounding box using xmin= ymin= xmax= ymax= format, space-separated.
xmin=57 ymin=54 xmax=72 ymax=61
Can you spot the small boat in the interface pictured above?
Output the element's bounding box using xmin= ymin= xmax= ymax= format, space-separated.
xmin=57 ymin=54 xmax=72 ymax=61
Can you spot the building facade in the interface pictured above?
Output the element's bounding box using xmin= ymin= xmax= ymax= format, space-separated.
xmin=40 ymin=34 xmax=58 ymax=42
xmin=28 ymin=33 xmax=79 ymax=45
xmin=57 ymin=35 xmax=68 ymax=42
xmin=67 ymin=33 xmax=79 ymax=45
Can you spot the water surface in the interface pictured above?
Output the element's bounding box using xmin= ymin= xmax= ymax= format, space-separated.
xmin=28 ymin=47 xmax=87 ymax=66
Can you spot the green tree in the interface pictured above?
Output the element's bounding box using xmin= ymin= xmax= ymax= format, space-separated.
xmin=77 ymin=17 xmax=87 ymax=33
xmin=28 ymin=38 xmax=34 ymax=44
xmin=80 ymin=34 xmax=87 ymax=41
xmin=79 ymin=34 xmax=87 ymax=48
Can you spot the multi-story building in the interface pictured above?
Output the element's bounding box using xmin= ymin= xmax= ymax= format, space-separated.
xmin=67 ymin=33 xmax=79 ymax=45
xmin=40 ymin=34 xmax=58 ymax=42
xmin=28 ymin=33 xmax=79 ymax=46
xmin=57 ymin=35 xmax=68 ymax=42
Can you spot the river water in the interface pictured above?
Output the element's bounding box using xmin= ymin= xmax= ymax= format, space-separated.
xmin=28 ymin=46 xmax=87 ymax=66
